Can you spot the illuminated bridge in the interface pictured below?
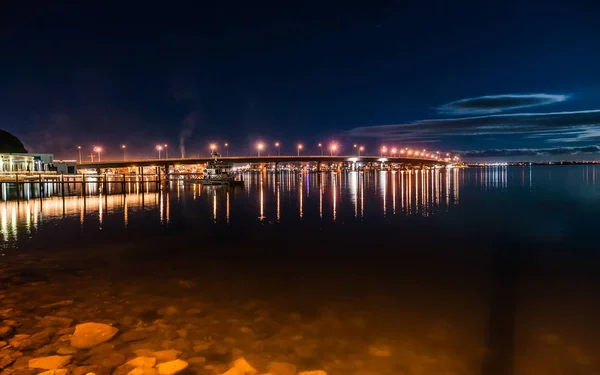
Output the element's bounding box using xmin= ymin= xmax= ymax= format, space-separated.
xmin=78 ymin=155 xmax=449 ymax=170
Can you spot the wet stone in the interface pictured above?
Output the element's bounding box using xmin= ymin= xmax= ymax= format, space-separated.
xmin=70 ymin=323 xmax=118 ymax=349
xmin=13 ymin=357 xmax=33 ymax=369
xmin=0 ymin=326 xmax=15 ymax=339
xmin=0 ymin=350 xmax=23 ymax=369
xmin=155 ymin=360 xmax=188 ymax=375
xmin=0 ymin=340 xmax=7 ymax=348
xmin=125 ymin=358 xmax=156 ymax=369
xmin=28 ymin=356 xmax=72 ymax=370
xmin=56 ymin=348 xmax=77 ymax=355
xmin=11 ymin=331 xmax=53 ymax=351
xmin=152 ymin=350 xmax=180 ymax=363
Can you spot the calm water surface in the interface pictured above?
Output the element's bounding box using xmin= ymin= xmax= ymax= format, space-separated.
xmin=1 ymin=166 xmax=600 ymax=374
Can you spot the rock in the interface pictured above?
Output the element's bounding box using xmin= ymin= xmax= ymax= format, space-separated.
xmin=57 ymin=327 xmax=75 ymax=336
xmin=0 ymin=340 xmax=7 ymax=348
xmin=71 ymin=365 xmax=110 ymax=375
xmin=70 ymin=323 xmax=118 ymax=349
xmin=100 ymin=353 xmax=126 ymax=368
xmin=41 ymin=301 xmax=74 ymax=309
xmin=239 ymin=327 xmax=252 ymax=333
xmin=0 ymin=326 xmax=15 ymax=339
xmin=127 ymin=369 xmax=144 ymax=375
xmin=156 ymin=360 xmax=188 ymax=375
xmin=153 ymin=350 xmax=180 ymax=363
xmin=187 ymin=357 xmax=206 ymax=366
xmin=367 ymin=345 xmax=391 ymax=357
xmin=29 ymin=356 xmax=72 ymax=370
xmin=2 ymin=369 xmax=40 ymax=375
xmin=11 ymin=331 xmax=52 ymax=350
xmin=125 ymin=358 xmax=156 ymax=368
xmin=0 ymin=351 xmax=23 ymax=369
xmin=38 ymin=317 xmax=74 ymax=329
xmin=298 ymin=372 xmax=326 ymax=375
xmin=192 ymin=341 xmax=212 ymax=353
xmin=13 ymin=357 xmax=33 ymax=369
xmin=230 ymin=358 xmax=257 ymax=375
xmin=128 ymin=370 xmax=157 ymax=375
xmin=39 ymin=370 xmax=69 ymax=375
xmin=120 ymin=330 xmax=152 ymax=343
xmin=56 ymin=347 xmax=77 ymax=355
xmin=267 ymin=362 xmax=296 ymax=375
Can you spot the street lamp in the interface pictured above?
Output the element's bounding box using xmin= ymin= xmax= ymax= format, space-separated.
xmin=93 ymin=146 xmax=102 ymax=162
xmin=257 ymin=143 xmax=264 ymax=157
xmin=359 ymin=146 xmax=364 ymax=156
xmin=297 ymin=144 xmax=303 ymax=156
xmin=381 ymin=146 xmax=387 ymax=157
xmin=275 ymin=142 xmax=280 ymax=156
xmin=330 ymin=143 xmax=337 ymax=156
xmin=224 ymin=143 xmax=229 ymax=157
xmin=156 ymin=145 xmax=163 ymax=159
xmin=164 ymin=144 xmax=168 ymax=159
xmin=121 ymin=144 xmax=126 ymax=161
xmin=391 ymin=147 xmax=397 ymax=157
xmin=210 ymin=143 xmax=216 ymax=155
xmin=77 ymin=146 xmax=82 ymax=163
xmin=318 ymin=143 xmax=323 ymax=156
xmin=353 ymin=144 xmax=357 ymax=156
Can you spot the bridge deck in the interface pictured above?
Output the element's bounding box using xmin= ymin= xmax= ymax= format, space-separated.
xmin=78 ymin=155 xmax=448 ymax=169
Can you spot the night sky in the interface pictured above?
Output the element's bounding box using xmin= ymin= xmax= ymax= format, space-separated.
xmin=2 ymin=2 xmax=600 ymax=161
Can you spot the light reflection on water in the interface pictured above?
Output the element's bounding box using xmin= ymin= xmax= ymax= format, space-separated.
xmin=3 ymin=165 xmax=600 ymax=251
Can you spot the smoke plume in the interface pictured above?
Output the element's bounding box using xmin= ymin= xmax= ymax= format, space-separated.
xmin=179 ymin=111 xmax=197 ymax=158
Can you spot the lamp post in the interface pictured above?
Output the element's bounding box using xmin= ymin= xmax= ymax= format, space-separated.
xmin=297 ymin=144 xmax=303 ymax=156
xmin=164 ymin=144 xmax=168 ymax=159
xmin=353 ymin=144 xmax=357 ymax=156
xmin=121 ymin=145 xmax=126 ymax=161
xmin=94 ymin=146 xmax=102 ymax=162
xmin=391 ymin=147 xmax=397 ymax=157
xmin=359 ymin=146 xmax=364 ymax=157
xmin=156 ymin=145 xmax=163 ymax=159
xmin=77 ymin=146 xmax=82 ymax=163
xmin=210 ymin=144 xmax=216 ymax=155
xmin=275 ymin=142 xmax=280 ymax=156
xmin=257 ymin=143 xmax=264 ymax=157
xmin=224 ymin=143 xmax=229 ymax=157
xmin=330 ymin=143 xmax=337 ymax=156
xmin=381 ymin=146 xmax=387 ymax=157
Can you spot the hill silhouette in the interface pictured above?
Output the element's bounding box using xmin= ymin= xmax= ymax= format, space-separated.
xmin=0 ymin=130 xmax=27 ymax=153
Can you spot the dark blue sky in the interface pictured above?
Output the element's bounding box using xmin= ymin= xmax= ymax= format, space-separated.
xmin=2 ymin=1 xmax=600 ymax=160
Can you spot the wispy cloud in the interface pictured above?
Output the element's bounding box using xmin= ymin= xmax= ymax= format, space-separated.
xmin=458 ymin=145 xmax=600 ymax=158
xmin=437 ymin=93 xmax=569 ymax=115
xmin=348 ymin=109 xmax=600 ymax=143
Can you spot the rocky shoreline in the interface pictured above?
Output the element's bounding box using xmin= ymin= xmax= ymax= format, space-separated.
xmin=0 ymin=252 xmax=479 ymax=375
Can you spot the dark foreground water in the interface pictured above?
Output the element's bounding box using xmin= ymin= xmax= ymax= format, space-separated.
xmin=1 ymin=166 xmax=600 ymax=375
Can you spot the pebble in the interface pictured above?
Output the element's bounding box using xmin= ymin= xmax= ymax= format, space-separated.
xmin=153 ymin=350 xmax=181 ymax=363
xmin=125 ymin=357 xmax=156 ymax=368
xmin=70 ymin=323 xmax=118 ymax=349
xmin=56 ymin=347 xmax=77 ymax=355
xmin=156 ymin=360 xmax=188 ymax=375
xmin=29 ymin=355 xmax=73 ymax=370
xmin=186 ymin=357 xmax=206 ymax=366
